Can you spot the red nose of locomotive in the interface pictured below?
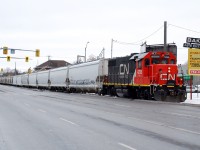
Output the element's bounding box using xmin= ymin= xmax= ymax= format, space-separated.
xmin=153 ymin=64 xmax=181 ymax=86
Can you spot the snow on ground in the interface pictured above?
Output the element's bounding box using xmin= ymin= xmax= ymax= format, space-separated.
xmin=183 ymin=93 xmax=200 ymax=105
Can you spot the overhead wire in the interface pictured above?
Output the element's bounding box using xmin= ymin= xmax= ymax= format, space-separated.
xmin=113 ymin=24 xmax=164 ymax=45
xmin=168 ymin=24 xmax=200 ymax=34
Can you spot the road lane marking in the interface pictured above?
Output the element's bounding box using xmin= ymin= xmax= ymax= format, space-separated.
xmin=167 ymin=126 xmax=200 ymax=135
xmin=24 ymin=103 xmax=30 ymax=106
xmin=38 ymin=109 xmax=46 ymax=113
xmin=59 ymin=117 xmax=79 ymax=126
xmin=115 ymin=104 xmax=131 ymax=108
xmin=127 ymin=116 xmax=200 ymax=135
xmin=165 ymin=112 xmax=200 ymax=120
xmin=118 ymin=143 xmax=137 ymax=150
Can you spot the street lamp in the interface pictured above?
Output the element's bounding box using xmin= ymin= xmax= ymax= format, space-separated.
xmin=85 ymin=41 xmax=89 ymax=62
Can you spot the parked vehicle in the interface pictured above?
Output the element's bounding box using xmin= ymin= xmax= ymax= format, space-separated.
xmin=186 ymin=86 xmax=197 ymax=93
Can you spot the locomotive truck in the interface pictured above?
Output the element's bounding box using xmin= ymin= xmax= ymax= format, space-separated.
xmin=0 ymin=44 xmax=186 ymax=102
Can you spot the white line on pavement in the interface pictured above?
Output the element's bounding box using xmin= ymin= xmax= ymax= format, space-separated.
xmin=127 ymin=116 xmax=200 ymax=135
xmin=115 ymin=104 xmax=131 ymax=108
xmin=167 ymin=126 xmax=200 ymax=135
xmin=38 ymin=109 xmax=46 ymax=113
xmin=118 ymin=143 xmax=137 ymax=150
xmin=24 ymin=103 xmax=30 ymax=106
xmin=165 ymin=112 xmax=200 ymax=120
xmin=59 ymin=117 xmax=79 ymax=126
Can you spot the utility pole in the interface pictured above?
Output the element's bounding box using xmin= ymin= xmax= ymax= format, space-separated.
xmin=111 ymin=39 xmax=114 ymax=58
xmin=164 ymin=21 xmax=167 ymax=51
xmin=85 ymin=42 xmax=89 ymax=62
xmin=15 ymin=62 xmax=16 ymax=75
xmin=48 ymin=55 xmax=51 ymax=61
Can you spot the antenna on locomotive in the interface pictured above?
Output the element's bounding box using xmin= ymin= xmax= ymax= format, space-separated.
xmin=164 ymin=21 xmax=167 ymax=52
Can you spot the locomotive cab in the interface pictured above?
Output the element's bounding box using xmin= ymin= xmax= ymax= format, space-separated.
xmin=133 ymin=51 xmax=186 ymax=102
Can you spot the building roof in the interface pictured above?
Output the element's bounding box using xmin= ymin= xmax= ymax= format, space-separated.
xmin=34 ymin=60 xmax=70 ymax=71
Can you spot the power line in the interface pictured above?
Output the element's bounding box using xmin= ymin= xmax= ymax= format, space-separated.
xmin=169 ymin=24 xmax=200 ymax=34
xmin=114 ymin=24 xmax=164 ymax=45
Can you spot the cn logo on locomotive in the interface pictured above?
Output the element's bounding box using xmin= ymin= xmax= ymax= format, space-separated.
xmin=119 ymin=64 xmax=129 ymax=75
xmin=160 ymin=74 xmax=175 ymax=80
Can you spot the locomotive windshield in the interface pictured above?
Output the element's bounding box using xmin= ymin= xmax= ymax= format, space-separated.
xmin=151 ymin=58 xmax=176 ymax=64
xmin=152 ymin=58 xmax=169 ymax=64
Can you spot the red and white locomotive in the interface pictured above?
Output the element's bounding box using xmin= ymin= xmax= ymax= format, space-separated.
xmin=102 ymin=44 xmax=186 ymax=102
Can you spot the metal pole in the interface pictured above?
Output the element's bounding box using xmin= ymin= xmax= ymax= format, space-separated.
xmin=190 ymin=75 xmax=193 ymax=100
xmin=111 ymin=39 xmax=113 ymax=58
xmin=164 ymin=21 xmax=167 ymax=51
xmin=85 ymin=42 xmax=89 ymax=62
xmin=15 ymin=62 xmax=16 ymax=75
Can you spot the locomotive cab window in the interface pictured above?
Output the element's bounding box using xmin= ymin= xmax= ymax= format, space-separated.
xmin=170 ymin=59 xmax=175 ymax=64
xmin=145 ymin=58 xmax=150 ymax=66
xmin=161 ymin=59 xmax=168 ymax=64
xmin=138 ymin=60 xmax=142 ymax=69
xmin=152 ymin=58 xmax=159 ymax=64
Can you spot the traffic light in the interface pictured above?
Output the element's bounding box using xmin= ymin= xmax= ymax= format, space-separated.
xmin=25 ymin=57 xmax=29 ymax=62
xmin=7 ymin=56 xmax=11 ymax=62
xmin=3 ymin=47 xmax=8 ymax=55
xmin=35 ymin=49 xmax=40 ymax=57
xmin=0 ymin=68 xmax=3 ymax=72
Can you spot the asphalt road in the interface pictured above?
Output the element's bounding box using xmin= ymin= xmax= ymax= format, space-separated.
xmin=0 ymin=85 xmax=200 ymax=150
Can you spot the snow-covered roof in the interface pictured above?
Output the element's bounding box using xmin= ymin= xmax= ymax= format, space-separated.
xmin=130 ymin=52 xmax=148 ymax=61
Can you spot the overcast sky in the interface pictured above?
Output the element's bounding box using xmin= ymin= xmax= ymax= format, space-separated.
xmin=0 ymin=0 xmax=200 ymax=72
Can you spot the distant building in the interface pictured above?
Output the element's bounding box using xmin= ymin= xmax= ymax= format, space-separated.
xmin=34 ymin=60 xmax=70 ymax=71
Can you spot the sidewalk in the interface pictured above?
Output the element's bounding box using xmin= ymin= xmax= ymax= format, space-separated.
xmin=183 ymin=93 xmax=200 ymax=104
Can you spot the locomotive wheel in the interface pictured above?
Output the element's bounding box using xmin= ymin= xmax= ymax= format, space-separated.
xmin=154 ymin=90 xmax=167 ymax=101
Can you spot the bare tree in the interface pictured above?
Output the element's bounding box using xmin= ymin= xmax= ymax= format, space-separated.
xmin=87 ymin=54 xmax=97 ymax=61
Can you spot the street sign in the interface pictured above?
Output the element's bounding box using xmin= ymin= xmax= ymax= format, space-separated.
xmin=183 ymin=37 xmax=200 ymax=48
xmin=188 ymin=48 xmax=200 ymax=76
xmin=183 ymin=43 xmax=200 ymax=48
xmin=186 ymin=37 xmax=200 ymax=44
xmin=183 ymin=75 xmax=191 ymax=80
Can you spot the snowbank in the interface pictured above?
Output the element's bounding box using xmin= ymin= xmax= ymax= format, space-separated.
xmin=183 ymin=93 xmax=200 ymax=105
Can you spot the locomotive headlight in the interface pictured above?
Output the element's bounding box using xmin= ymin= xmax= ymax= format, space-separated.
xmin=168 ymin=67 xmax=171 ymax=73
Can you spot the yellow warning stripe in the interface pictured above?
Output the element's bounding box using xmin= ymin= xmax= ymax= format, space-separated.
xmin=103 ymin=83 xmax=181 ymax=88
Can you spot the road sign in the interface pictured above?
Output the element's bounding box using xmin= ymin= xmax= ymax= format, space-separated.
xmin=183 ymin=43 xmax=200 ymax=48
xmin=183 ymin=37 xmax=200 ymax=48
xmin=183 ymin=75 xmax=191 ymax=80
xmin=188 ymin=48 xmax=200 ymax=76
xmin=186 ymin=37 xmax=200 ymax=44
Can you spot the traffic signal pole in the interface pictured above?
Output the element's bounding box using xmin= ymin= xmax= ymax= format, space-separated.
xmin=0 ymin=47 xmax=40 ymax=57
